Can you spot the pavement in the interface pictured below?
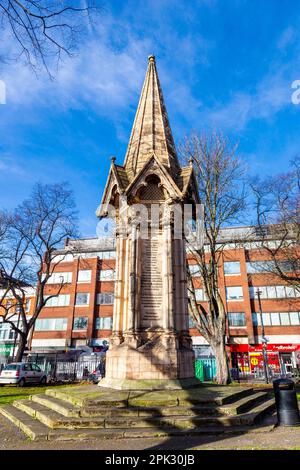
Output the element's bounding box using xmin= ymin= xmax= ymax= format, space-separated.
xmin=0 ymin=412 xmax=299 ymax=450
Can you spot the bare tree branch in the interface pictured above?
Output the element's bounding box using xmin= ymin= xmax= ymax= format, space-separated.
xmin=0 ymin=0 xmax=101 ymax=76
xmin=180 ymin=132 xmax=247 ymax=384
xmin=0 ymin=182 xmax=79 ymax=360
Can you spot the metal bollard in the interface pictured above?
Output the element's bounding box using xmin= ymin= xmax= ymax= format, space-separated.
xmin=273 ymin=378 xmax=300 ymax=426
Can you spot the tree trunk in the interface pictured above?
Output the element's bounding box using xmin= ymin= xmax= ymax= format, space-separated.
xmin=14 ymin=333 xmax=27 ymax=362
xmin=211 ymin=339 xmax=231 ymax=385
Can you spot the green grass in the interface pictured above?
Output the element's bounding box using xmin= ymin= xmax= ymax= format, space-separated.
xmin=0 ymin=384 xmax=78 ymax=407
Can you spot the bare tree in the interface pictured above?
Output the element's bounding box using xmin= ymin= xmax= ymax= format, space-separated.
xmin=0 ymin=182 xmax=79 ymax=360
xmin=251 ymin=157 xmax=300 ymax=290
xmin=180 ymin=133 xmax=246 ymax=385
xmin=0 ymin=0 xmax=100 ymax=76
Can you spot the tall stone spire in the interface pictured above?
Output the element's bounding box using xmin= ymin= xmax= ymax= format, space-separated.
xmin=124 ymin=55 xmax=180 ymax=179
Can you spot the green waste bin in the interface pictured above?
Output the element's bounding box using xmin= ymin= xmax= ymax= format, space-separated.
xmin=195 ymin=359 xmax=204 ymax=382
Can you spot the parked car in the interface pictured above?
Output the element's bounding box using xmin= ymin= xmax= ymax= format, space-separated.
xmin=0 ymin=362 xmax=47 ymax=387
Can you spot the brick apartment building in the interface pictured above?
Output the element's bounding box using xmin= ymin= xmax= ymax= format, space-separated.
xmin=27 ymin=226 xmax=300 ymax=376
xmin=0 ymin=285 xmax=35 ymax=358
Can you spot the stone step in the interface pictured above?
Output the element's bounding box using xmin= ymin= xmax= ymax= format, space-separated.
xmin=31 ymin=395 xmax=228 ymax=419
xmin=46 ymin=388 xmax=129 ymax=408
xmin=48 ymin=424 xmax=276 ymax=441
xmin=246 ymin=398 xmax=276 ymax=425
xmin=32 ymin=394 xmax=140 ymax=418
xmin=30 ymin=391 xmax=266 ymax=419
xmin=45 ymin=386 xmax=255 ymax=409
xmin=13 ymin=400 xmax=106 ymax=429
xmin=0 ymin=405 xmax=49 ymax=441
xmin=12 ymin=399 xmax=240 ymax=430
xmin=218 ymin=392 xmax=269 ymax=415
xmin=11 ymin=396 xmax=275 ymax=431
xmin=31 ymin=395 xmax=81 ymax=417
xmin=0 ymin=404 xmax=275 ymax=441
xmin=0 ymin=395 xmax=276 ymax=441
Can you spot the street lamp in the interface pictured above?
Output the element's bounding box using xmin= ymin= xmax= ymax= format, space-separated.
xmin=256 ymin=288 xmax=269 ymax=384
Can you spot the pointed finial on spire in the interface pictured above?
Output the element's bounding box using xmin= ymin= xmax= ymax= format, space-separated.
xmin=124 ymin=54 xmax=180 ymax=178
xmin=189 ymin=156 xmax=193 ymax=166
xmin=110 ymin=156 xmax=116 ymax=164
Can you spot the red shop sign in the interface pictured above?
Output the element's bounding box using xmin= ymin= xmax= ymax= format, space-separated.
xmin=230 ymin=344 xmax=300 ymax=353
xmin=249 ymin=344 xmax=300 ymax=353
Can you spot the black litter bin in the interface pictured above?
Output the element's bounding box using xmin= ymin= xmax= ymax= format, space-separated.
xmin=273 ymin=378 xmax=300 ymax=426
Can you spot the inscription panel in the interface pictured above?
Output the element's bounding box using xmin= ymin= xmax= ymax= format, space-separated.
xmin=140 ymin=236 xmax=163 ymax=328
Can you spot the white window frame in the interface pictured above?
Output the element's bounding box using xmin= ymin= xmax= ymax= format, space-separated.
xmin=73 ymin=316 xmax=88 ymax=330
xmin=95 ymin=316 xmax=113 ymax=330
xmin=224 ymin=261 xmax=241 ymax=275
xmin=228 ymin=312 xmax=246 ymax=327
xmin=75 ymin=293 xmax=90 ymax=307
xmin=226 ymin=286 xmax=243 ymax=301
xmin=99 ymin=269 xmax=115 ymax=281
xmin=77 ymin=270 xmax=92 ymax=283
xmin=44 ymin=294 xmax=70 ymax=307
xmin=35 ymin=318 xmax=68 ymax=331
xmin=96 ymin=293 xmax=114 ymax=305
xmin=46 ymin=272 xmax=72 ymax=284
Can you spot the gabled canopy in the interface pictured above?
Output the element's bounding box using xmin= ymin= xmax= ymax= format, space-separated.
xmin=97 ymin=56 xmax=199 ymax=216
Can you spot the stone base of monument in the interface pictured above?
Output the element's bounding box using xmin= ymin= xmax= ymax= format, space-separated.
xmin=0 ymin=385 xmax=276 ymax=441
xmin=101 ymin=337 xmax=196 ymax=390
xmin=98 ymin=378 xmax=201 ymax=390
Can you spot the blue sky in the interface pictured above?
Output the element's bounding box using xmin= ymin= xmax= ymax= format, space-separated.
xmin=0 ymin=0 xmax=300 ymax=236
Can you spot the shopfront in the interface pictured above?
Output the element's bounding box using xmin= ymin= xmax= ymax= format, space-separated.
xmin=230 ymin=343 xmax=300 ymax=375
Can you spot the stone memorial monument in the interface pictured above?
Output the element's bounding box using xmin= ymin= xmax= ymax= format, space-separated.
xmin=97 ymin=56 xmax=200 ymax=390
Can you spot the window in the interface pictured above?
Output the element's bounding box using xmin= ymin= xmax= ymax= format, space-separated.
xmin=226 ymin=286 xmax=243 ymax=300
xmin=246 ymin=261 xmax=274 ymax=273
xmin=262 ymin=313 xmax=271 ymax=326
xmin=25 ymin=299 xmax=31 ymax=313
xmin=99 ymin=269 xmax=115 ymax=281
xmin=189 ymin=316 xmax=196 ymax=328
xmin=188 ymin=264 xmax=200 ymax=277
xmin=95 ymin=317 xmax=113 ymax=330
xmin=96 ymin=293 xmax=114 ymax=305
xmin=35 ymin=318 xmax=68 ymax=331
xmin=44 ymin=294 xmax=70 ymax=307
xmin=247 ymin=260 xmax=298 ymax=273
xmin=73 ymin=317 xmax=88 ymax=330
xmin=252 ymin=311 xmax=300 ymax=327
xmin=280 ymin=312 xmax=290 ymax=326
xmin=194 ymin=288 xmax=206 ymax=301
xmin=267 ymin=286 xmax=277 ymax=299
xmin=249 ymin=285 xmax=297 ymax=300
xmin=290 ymin=312 xmax=300 ymax=325
xmin=228 ymin=312 xmax=246 ymax=327
xmin=51 ymin=254 xmax=73 ymax=263
xmin=75 ymin=293 xmax=90 ymax=306
xmin=98 ymin=251 xmax=116 ymax=259
xmin=75 ymin=250 xmax=116 ymax=260
xmin=270 ymin=312 xmax=280 ymax=326
xmin=276 ymin=286 xmax=286 ymax=298
xmin=0 ymin=323 xmax=15 ymax=340
xmin=285 ymin=286 xmax=296 ymax=298
xmin=46 ymin=272 xmax=72 ymax=284
xmin=224 ymin=261 xmax=240 ymax=275
xmin=15 ymin=303 xmax=22 ymax=314
xmin=77 ymin=270 xmax=92 ymax=283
